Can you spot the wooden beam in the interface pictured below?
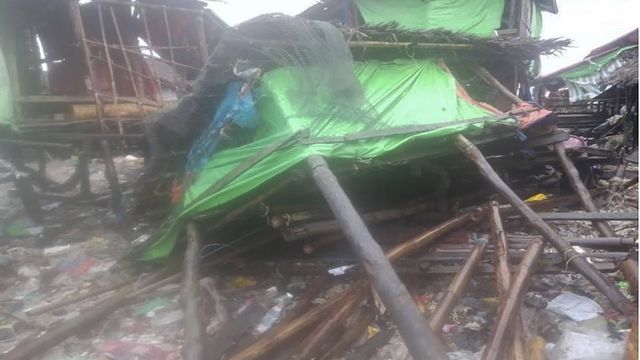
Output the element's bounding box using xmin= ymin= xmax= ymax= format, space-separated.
xmin=307 ymin=154 xmax=447 ymax=360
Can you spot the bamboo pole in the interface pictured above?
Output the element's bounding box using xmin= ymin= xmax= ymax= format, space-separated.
xmin=228 ymin=212 xmax=472 ymax=360
xmin=554 ymin=142 xmax=617 ymax=237
xmin=109 ymin=6 xmax=141 ymax=102
xmin=317 ymin=309 xmax=375 ymax=360
xmin=307 ymin=154 xmax=447 ymax=360
xmin=473 ymin=65 xmax=524 ymax=105
xmin=97 ymin=5 xmax=118 ymax=103
xmin=534 ymin=212 xmax=638 ymax=221
xmin=349 ymin=40 xmax=474 ymax=50
xmin=429 ymin=241 xmax=487 ymax=331
xmin=183 ymin=223 xmax=205 ymax=360
xmin=481 ymin=240 xmax=545 ymax=360
xmin=140 ymin=6 xmax=165 ymax=105
xmin=25 ymin=279 xmax=131 ymax=316
xmin=292 ymin=291 xmax=362 ymax=360
xmin=196 ymin=12 xmax=209 ymax=67
xmin=489 ymin=201 xmax=525 ymax=360
xmin=227 ymin=281 xmax=369 ymax=360
xmin=456 ymin=134 xmax=633 ymax=315
xmin=162 ymin=5 xmax=182 ymax=91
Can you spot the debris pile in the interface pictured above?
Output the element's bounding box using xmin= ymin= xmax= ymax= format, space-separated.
xmin=0 ymin=1 xmax=637 ymax=360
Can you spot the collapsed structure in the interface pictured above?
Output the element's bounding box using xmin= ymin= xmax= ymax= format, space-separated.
xmin=0 ymin=1 xmax=638 ymax=360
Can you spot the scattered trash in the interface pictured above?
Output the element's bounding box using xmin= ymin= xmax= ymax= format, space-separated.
xmin=547 ymin=330 xmax=625 ymax=360
xmin=546 ymin=292 xmax=604 ymax=322
xmin=0 ymin=2 xmax=636 ymax=360
xmin=252 ymin=293 xmax=293 ymax=335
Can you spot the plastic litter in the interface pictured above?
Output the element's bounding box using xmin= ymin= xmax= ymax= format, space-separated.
xmin=252 ymin=293 xmax=293 ymax=336
xmin=547 ymin=330 xmax=624 ymax=360
xmin=546 ymin=292 xmax=603 ymax=321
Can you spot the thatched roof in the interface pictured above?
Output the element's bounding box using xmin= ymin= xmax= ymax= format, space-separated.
xmin=344 ymin=23 xmax=571 ymax=61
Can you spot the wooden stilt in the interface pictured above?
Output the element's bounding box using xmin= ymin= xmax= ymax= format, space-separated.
xmin=554 ymin=142 xmax=618 ymax=237
xmin=183 ymin=223 xmax=205 ymax=360
xmin=307 ymin=154 xmax=447 ymax=360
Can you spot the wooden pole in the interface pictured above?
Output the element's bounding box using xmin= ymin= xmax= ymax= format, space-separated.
xmin=196 ymin=11 xmax=209 ymax=67
xmin=489 ymin=201 xmax=525 ymax=360
xmin=140 ymin=6 xmax=165 ymax=105
xmin=228 ymin=211 xmax=471 ymax=360
xmin=292 ymin=291 xmax=362 ymax=360
xmin=307 ymin=155 xmax=447 ymax=360
xmin=109 ymin=6 xmax=141 ymax=101
xmin=183 ymin=223 xmax=205 ymax=360
xmin=535 ymin=212 xmax=638 ymax=221
xmin=25 ymin=279 xmax=131 ymax=316
xmin=97 ymin=5 xmax=118 ymax=103
xmin=456 ymin=134 xmax=633 ymax=315
xmin=554 ymin=142 xmax=617 ymax=237
xmin=429 ymin=241 xmax=487 ymax=331
xmin=317 ymin=310 xmax=375 ymax=360
xmin=490 ymin=201 xmax=511 ymax=297
xmin=482 ymin=240 xmax=545 ymax=360
xmin=349 ymin=40 xmax=474 ymax=50
xmin=162 ymin=5 xmax=182 ymax=92
xmin=226 ymin=281 xmax=368 ymax=360
xmin=473 ymin=65 xmax=524 ymax=105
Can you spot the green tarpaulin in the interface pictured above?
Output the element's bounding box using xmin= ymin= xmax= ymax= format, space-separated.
xmin=354 ymin=0 xmax=505 ymax=36
xmin=552 ymin=45 xmax=637 ymax=101
xmin=558 ymin=46 xmax=637 ymax=80
xmin=139 ymin=59 xmax=513 ymax=260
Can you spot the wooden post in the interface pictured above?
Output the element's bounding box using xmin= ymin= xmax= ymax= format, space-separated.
xmin=456 ymin=134 xmax=633 ymax=315
xmin=489 ymin=201 xmax=525 ymax=360
xmin=307 ymin=154 xmax=447 ymax=360
xmin=99 ymin=139 xmax=123 ymax=220
xmin=482 ymin=240 xmax=545 ymax=360
xmin=78 ymin=139 xmax=92 ymax=198
xmin=429 ymin=241 xmax=487 ymax=331
xmin=554 ymin=142 xmax=617 ymax=237
xmin=183 ymin=223 xmax=205 ymax=360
